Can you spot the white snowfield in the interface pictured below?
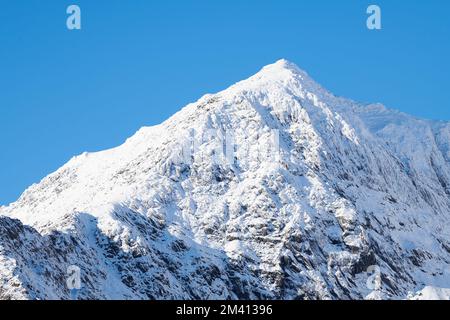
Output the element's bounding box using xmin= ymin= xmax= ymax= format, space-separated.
xmin=0 ymin=60 xmax=449 ymax=300
xmin=408 ymin=286 xmax=450 ymax=300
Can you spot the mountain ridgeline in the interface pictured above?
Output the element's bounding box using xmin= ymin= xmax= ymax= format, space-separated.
xmin=0 ymin=60 xmax=449 ymax=300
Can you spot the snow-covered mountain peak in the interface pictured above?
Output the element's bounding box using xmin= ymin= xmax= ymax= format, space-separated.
xmin=257 ymin=58 xmax=307 ymax=78
xmin=1 ymin=60 xmax=449 ymax=300
xmin=219 ymin=59 xmax=334 ymax=103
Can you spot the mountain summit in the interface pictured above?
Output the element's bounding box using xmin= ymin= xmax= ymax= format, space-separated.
xmin=1 ymin=60 xmax=449 ymax=300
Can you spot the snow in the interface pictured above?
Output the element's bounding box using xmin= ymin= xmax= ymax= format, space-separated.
xmin=408 ymin=286 xmax=450 ymax=300
xmin=0 ymin=59 xmax=449 ymax=300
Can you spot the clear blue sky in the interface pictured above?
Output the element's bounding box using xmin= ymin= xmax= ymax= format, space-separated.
xmin=1 ymin=0 xmax=449 ymax=205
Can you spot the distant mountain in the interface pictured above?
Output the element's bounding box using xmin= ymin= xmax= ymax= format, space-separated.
xmin=1 ymin=60 xmax=449 ymax=300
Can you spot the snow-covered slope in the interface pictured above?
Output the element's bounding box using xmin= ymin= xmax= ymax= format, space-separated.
xmin=1 ymin=60 xmax=449 ymax=300
xmin=408 ymin=286 xmax=450 ymax=300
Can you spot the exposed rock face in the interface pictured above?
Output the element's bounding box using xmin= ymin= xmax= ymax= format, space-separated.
xmin=1 ymin=60 xmax=449 ymax=300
